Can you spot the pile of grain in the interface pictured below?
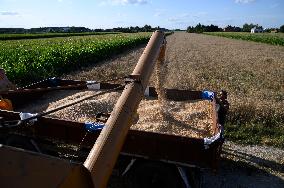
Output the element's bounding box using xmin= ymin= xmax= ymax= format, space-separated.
xmin=18 ymin=90 xmax=213 ymax=138
xmin=46 ymin=91 xmax=121 ymax=122
xmin=134 ymin=99 xmax=213 ymax=138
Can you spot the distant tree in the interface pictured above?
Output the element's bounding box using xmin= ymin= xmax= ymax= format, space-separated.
xmin=187 ymin=24 xmax=221 ymax=33
xmin=280 ymin=25 xmax=284 ymax=33
xmin=187 ymin=26 xmax=195 ymax=33
xmin=242 ymin=23 xmax=262 ymax=32
xmin=224 ymin=25 xmax=242 ymax=32
xmin=205 ymin=24 xmax=222 ymax=32
xmin=0 ymin=28 xmax=25 ymax=34
xmin=186 ymin=23 xmax=223 ymax=33
xmin=195 ymin=23 xmax=204 ymax=33
xmin=94 ymin=29 xmax=103 ymax=32
xmin=243 ymin=23 xmax=254 ymax=32
xmin=134 ymin=26 xmax=140 ymax=32
xmin=255 ymin=24 xmax=263 ymax=30
xmin=263 ymin=28 xmax=271 ymax=33
xmin=142 ymin=25 xmax=152 ymax=32
xmin=96 ymin=25 xmax=169 ymax=33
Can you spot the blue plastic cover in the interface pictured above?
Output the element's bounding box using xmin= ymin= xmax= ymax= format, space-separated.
xmin=85 ymin=122 xmax=105 ymax=133
xmin=202 ymin=90 xmax=214 ymax=101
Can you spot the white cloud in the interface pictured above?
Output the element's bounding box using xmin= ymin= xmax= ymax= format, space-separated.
xmin=117 ymin=12 xmax=127 ymax=17
xmin=100 ymin=0 xmax=148 ymax=6
xmin=154 ymin=9 xmax=167 ymax=17
xmin=0 ymin=11 xmax=19 ymax=16
xmin=167 ymin=13 xmax=190 ymax=25
xmin=167 ymin=12 xmax=207 ymax=24
xmin=235 ymin=0 xmax=255 ymax=4
xmin=122 ymin=0 xmax=148 ymax=5
xmin=168 ymin=13 xmax=189 ymax=20
xmin=205 ymin=18 xmax=236 ymax=27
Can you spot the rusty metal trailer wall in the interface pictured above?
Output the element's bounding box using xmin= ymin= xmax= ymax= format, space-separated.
xmin=0 ymin=108 xmax=222 ymax=170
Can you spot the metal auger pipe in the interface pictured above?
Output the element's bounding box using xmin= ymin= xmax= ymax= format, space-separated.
xmin=84 ymin=30 xmax=166 ymax=188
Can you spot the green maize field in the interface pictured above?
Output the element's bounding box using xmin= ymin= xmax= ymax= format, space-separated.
xmin=204 ymin=32 xmax=284 ymax=46
xmin=0 ymin=33 xmax=152 ymax=86
xmin=0 ymin=32 xmax=120 ymax=40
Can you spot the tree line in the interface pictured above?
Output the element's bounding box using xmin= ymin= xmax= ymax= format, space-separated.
xmin=187 ymin=23 xmax=223 ymax=33
xmin=187 ymin=23 xmax=284 ymax=33
xmin=0 ymin=25 xmax=169 ymax=34
xmin=94 ymin=25 xmax=169 ymax=33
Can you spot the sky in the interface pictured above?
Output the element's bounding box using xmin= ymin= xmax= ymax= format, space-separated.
xmin=0 ymin=0 xmax=283 ymax=29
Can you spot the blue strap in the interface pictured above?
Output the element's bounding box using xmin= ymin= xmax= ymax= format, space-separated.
xmin=84 ymin=122 xmax=105 ymax=133
xmin=202 ymin=90 xmax=214 ymax=101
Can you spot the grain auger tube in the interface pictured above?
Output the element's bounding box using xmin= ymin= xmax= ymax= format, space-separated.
xmin=83 ymin=30 xmax=166 ymax=188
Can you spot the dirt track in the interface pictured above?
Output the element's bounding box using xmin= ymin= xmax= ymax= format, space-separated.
xmin=61 ymin=32 xmax=284 ymax=187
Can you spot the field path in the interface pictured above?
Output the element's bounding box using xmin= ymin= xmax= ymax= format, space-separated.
xmin=62 ymin=32 xmax=284 ymax=187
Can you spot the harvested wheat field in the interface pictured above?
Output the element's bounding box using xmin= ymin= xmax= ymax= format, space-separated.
xmin=62 ymin=32 xmax=284 ymax=146
xmin=63 ymin=33 xmax=284 ymax=127
xmin=59 ymin=32 xmax=283 ymax=187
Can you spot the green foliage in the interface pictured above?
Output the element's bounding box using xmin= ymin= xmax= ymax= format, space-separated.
xmin=242 ymin=23 xmax=254 ymax=32
xmin=280 ymin=25 xmax=284 ymax=33
xmin=242 ymin=23 xmax=262 ymax=32
xmin=195 ymin=23 xmax=204 ymax=33
xmin=0 ymin=32 xmax=120 ymax=40
xmin=187 ymin=23 xmax=221 ymax=33
xmin=203 ymin=32 xmax=284 ymax=46
xmin=0 ymin=33 xmax=152 ymax=85
xmin=225 ymin=123 xmax=284 ymax=148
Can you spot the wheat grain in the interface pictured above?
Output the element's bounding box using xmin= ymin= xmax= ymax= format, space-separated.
xmin=18 ymin=89 xmax=213 ymax=138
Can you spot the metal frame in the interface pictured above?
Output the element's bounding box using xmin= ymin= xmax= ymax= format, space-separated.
xmin=0 ymin=84 xmax=223 ymax=169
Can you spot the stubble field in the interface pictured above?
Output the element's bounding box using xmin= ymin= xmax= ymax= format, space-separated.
xmin=61 ymin=31 xmax=284 ymax=187
xmin=64 ymin=32 xmax=284 ymax=148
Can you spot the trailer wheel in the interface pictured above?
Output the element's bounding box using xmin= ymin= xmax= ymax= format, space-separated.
xmin=125 ymin=161 xmax=184 ymax=188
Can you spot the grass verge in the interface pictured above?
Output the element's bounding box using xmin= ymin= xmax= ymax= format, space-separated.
xmin=225 ymin=123 xmax=284 ymax=148
xmin=204 ymin=32 xmax=284 ymax=46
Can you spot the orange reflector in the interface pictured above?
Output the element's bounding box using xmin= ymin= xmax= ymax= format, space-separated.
xmin=0 ymin=99 xmax=13 ymax=111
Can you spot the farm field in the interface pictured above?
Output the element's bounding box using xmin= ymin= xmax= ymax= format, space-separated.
xmin=164 ymin=32 xmax=284 ymax=148
xmin=0 ymin=32 xmax=120 ymax=40
xmin=204 ymin=32 xmax=284 ymax=46
xmin=64 ymin=32 xmax=284 ymax=148
xmin=61 ymin=32 xmax=284 ymax=187
xmin=0 ymin=33 xmax=151 ymax=85
xmin=0 ymin=30 xmax=282 ymax=187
